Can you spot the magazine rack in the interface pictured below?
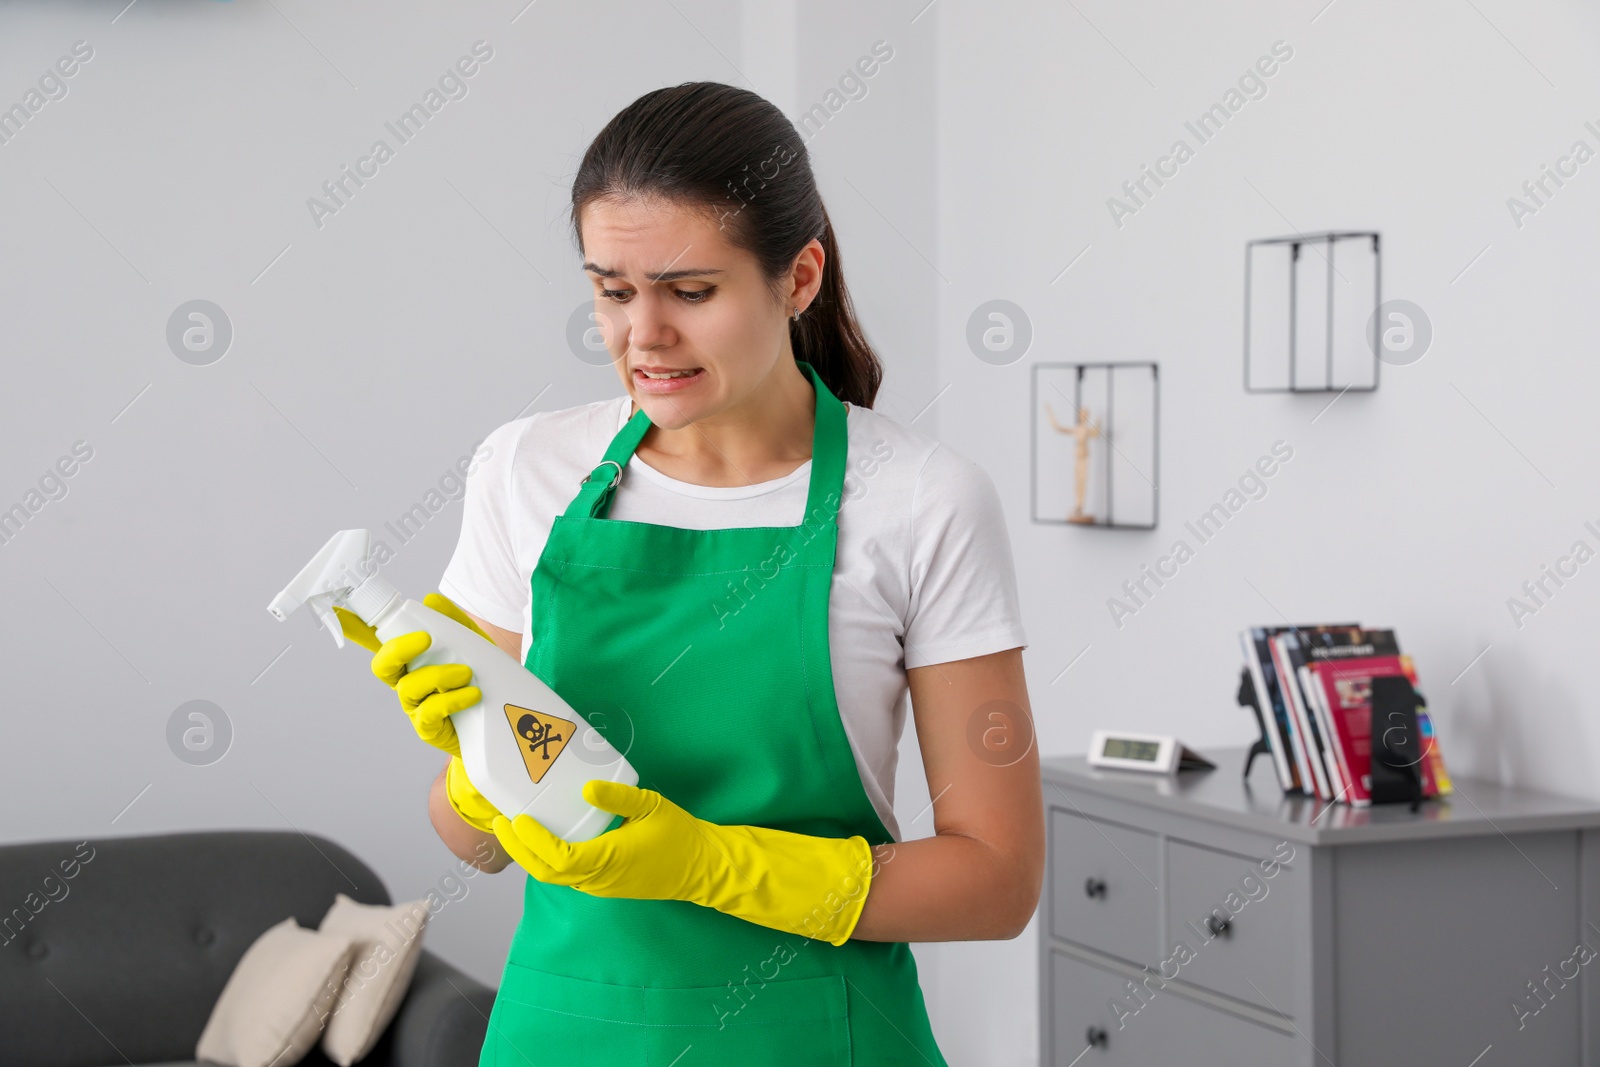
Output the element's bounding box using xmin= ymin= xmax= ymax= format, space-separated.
xmin=1236 ymin=666 xmax=1277 ymax=785
xmin=1240 ymin=663 xmax=1433 ymax=807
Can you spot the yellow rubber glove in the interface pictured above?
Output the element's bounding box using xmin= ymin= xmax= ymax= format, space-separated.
xmin=336 ymin=593 xmax=502 ymax=834
xmin=341 ymin=592 xmax=494 ymax=757
xmin=492 ymin=781 xmax=876 ymax=946
xmin=444 ymin=754 xmax=500 ymax=834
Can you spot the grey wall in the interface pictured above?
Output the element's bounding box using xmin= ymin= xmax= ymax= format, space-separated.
xmin=0 ymin=0 xmax=969 ymax=1054
xmin=7 ymin=2 xmax=1595 ymax=1065
xmin=935 ymin=2 xmax=1600 ymax=1061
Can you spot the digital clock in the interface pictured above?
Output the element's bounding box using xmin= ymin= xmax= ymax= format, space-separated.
xmin=1087 ymin=730 xmax=1216 ymax=775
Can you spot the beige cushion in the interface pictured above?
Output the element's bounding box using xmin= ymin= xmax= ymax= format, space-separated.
xmin=318 ymin=893 xmax=432 ymax=1065
xmin=195 ymin=917 xmax=355 ymax=1067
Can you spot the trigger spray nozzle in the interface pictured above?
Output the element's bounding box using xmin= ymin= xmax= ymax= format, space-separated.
xmin=266 ymin=529 xmax=401 ymax=649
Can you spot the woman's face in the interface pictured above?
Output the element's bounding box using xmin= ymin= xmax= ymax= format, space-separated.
xmin=580 ymin=195 xmax=806 ymax=430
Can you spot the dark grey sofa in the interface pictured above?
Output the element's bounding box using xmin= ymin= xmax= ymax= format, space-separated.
xmin=0 ymin=830 xmax=495 ymax=1067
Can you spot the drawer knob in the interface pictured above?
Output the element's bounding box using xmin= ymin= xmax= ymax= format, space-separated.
xmin=1206 ymin=913 xmax=1232 ymax=938
xmin=1083 ymin=877 xmax=1107 ymax=900
xmin=1086 ymin=1026 xmax=1109 ymax=1049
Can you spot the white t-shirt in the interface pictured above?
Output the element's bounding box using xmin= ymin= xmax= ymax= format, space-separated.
xmin=438 ymin=395 xmax=1028 ymax=840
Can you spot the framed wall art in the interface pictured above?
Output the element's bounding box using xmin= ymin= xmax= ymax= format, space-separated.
xmin=1030 ymin=362 xmax=1158 ymax=529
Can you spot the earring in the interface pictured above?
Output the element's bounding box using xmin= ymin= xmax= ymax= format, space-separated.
xmin=791 ymin=306 xmax=801 ymax=321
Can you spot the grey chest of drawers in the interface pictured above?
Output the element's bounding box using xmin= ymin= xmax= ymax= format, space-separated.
xmin=1040 ymin=747 xmax=1600 ymax=1066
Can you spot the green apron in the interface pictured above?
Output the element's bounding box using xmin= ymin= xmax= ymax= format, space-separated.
xmin=479 ymin=363 xmax=948 ymax=1066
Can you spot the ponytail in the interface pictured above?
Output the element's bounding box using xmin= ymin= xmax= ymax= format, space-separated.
xmin=789 ymin=208 xmax=881 ymax=406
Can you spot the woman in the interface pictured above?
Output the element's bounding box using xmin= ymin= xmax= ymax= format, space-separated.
xmin=354 ymin=82 xmax=1042 ymax=1065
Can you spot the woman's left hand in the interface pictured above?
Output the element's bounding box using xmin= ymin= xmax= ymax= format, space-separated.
xmin=492 ymin=781 xmax=875 ymax=945
xmin=492 ymin=781 xmax=706 ymax=901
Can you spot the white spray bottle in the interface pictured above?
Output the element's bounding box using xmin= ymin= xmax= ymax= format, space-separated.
xmin=266 ymin=529 xmax=636 ymax=841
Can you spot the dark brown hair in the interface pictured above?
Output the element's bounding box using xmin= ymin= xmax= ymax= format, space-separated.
xmin=571 ymin=81 xmax=883 ymax=408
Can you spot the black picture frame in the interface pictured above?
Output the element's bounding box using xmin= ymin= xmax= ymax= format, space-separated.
xmin=1030 ymin=361 xmax=1159 ymax=530
xmin=1244 ymin=231 xmax=1381 ymax=394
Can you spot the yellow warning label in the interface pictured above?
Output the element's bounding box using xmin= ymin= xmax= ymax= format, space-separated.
xmin=504 ymin=704 xmax=575 ymax=784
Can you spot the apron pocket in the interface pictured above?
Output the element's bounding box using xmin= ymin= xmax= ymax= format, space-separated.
xmin=492 ymin=961 xmax=853 ymax=1066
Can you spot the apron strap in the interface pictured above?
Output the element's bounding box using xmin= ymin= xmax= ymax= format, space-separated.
xmin=799 ymin=361 xmax=848 ymax=526
xmin=567 ymin=407 xmax=652 ymax=520
xmin=563 ymin=360 xmax=848 ymax=524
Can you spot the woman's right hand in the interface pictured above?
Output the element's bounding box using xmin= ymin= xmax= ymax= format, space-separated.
xmin=377 ymin=633 xmax=483 ymax=758
xmin=378 ymin=638 xmax=501 ymax=832
xmin=334 ymin=593 xmax=493 ymax=758
xmin=368 ymin=630 xmax=480 ymax=758
xmin=334 ymin=596 xmax=503 ymax=832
